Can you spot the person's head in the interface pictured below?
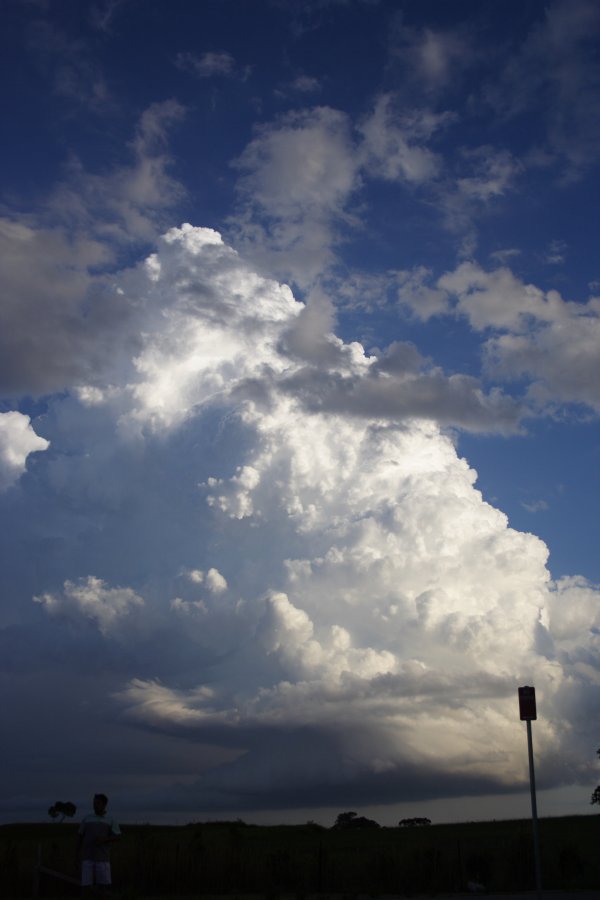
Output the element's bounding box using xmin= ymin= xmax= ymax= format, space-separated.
xmin=93 ymin=793 xmax=108 ymax=816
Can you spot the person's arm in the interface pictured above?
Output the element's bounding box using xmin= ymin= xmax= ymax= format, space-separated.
xmin=97 ymin=833 xmax=120 ymax=845
xmin=97 ymin=820 xmax=121 ymax=846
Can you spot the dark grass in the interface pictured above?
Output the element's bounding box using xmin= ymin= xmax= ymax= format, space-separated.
xmin=2 ymin=815 xmax=599 ymax=898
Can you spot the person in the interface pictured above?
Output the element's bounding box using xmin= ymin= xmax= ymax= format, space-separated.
xmin=77 ymin=793 xmax=121 ymax=892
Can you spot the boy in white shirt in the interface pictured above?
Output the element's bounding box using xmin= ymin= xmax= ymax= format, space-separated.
xmin=77 ymin=793 xmax=121 ymax=891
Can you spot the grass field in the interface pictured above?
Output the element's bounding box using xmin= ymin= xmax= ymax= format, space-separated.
xmin=2 ymin=815 xmax=598 ymax=898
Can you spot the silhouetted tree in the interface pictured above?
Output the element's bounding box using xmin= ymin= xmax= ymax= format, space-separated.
xmin=398 ymin=817 xmax=431 ymax=826
xmin=48 ymin=801 xmax=77 ymax=822
xmin=333 ymin=811 xmax=379 ymax=829
xmin=334 ymin=811 xmax=357 ymax=828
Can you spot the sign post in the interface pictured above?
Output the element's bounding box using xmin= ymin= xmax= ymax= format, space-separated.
xmin=518 ymin=686 xmax=542 ymax=900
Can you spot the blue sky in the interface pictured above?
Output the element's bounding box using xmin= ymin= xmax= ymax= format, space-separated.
xmin=1 ymin=0 xmax=599 ymax=826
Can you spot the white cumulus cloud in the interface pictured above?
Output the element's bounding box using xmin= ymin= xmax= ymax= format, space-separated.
xmin=13 ymin=225 xmax=600 ymax=813
xmin=0 ymin=411 xmax=49 ymax=490
xmin=34 ymin=575 xmax=145 ymax=636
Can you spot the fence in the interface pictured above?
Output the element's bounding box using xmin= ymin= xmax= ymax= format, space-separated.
xmin=32 ymin=844 xmax=81 ymax=898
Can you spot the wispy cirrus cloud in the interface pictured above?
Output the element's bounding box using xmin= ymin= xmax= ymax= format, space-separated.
xmin=47 ymin=99 xmax=186 ymax=245
xmin=483 ymin=0 xmax=600 ymax=179
xmin=89 ymin=0 xmax=131 ymax=33
xmin=27 ymin=18 xmax=112 ymax=110
xmin=175 ymin=50 xmax=237 ymax=79
xmin=359 ymin=95 xmax=453 ymax=185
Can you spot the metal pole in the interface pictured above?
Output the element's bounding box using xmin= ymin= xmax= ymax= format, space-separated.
xmin=526 ymin=718 xmax=543 ymax=900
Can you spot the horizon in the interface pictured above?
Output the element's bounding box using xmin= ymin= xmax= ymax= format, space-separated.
xmin=4 ymin=806 xmax=598 ymax=830
xmin=2 ymin=780 xmax=596 ymax=829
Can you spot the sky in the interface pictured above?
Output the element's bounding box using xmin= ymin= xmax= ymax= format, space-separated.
xmin=1 ymin=0 xmax=599 ymax=827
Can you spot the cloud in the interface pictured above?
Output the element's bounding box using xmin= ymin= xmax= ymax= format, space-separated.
xmin=281 ymin=286 xmax=341 ymax=364
xmin=359 ymin=95 xmax=451 ymax=185
xmin=0 ymin=218 xmax=109 ymax=395
xmin=124 ymin=232 xmax=519 ymax=435
xmin=230 ymin=106 xmax=360 ymax=285
xmin=227 ymin=97 xmax=464 ymax=284
xmin=27 ymin=18 xmax=111 ymax=110
xmin=398 ymin=261 xmax=600 ymax=416
xmin=430 ymin=147 xmax=523 ymax=256
xmin=415 ymin=28 xmax=469 ymax=87
xmin=0 ymin=103 xmax=186 ymax=397
xmin=34 ymin=576 xmax=145 ymax=636
xmin=235 ymin=107 xmax=357 ymax=213
xmin=89 ymin=0 xmax=131 ymax=32
xmin=522 ymin=499 xmax=549 ymax=513
xmin=121 ymin=224 xmax=303 ymax=431
xmin=9 ymin=225 xmax=597 ymax=815
xmin=227 ymin=81 xmax=527 ymax=278
xmin=206 ymin=568 xmax=228 ymax=594
xmin=389 ymin=18 xmax=475 ymax=96
xmin=437 ymin=262 xmax=553 ymax=332
xmin=48 ymin=99 xmax=186 ymax=245
xmin=277 ymin=361 xmax=522 ymax=434
xmin=0 ymin=412 xmax=49 ymax=490
xmin=228 ymin=82 xmax=526 ymax=280
xmin=437 ymin=263 xmax=600 ymax=414
xmin=455 ymin=147 xmax=522 ymax=202
xmin=175 ymin=51 xmax=236 ymax=79
xmin=543 ymin=239 xmax=567 ymax=266
xmin=485 ymin=320 xmax=600 ymax=413
xmin=484 ymin=0 xmax=600 ymax=179
xmin=489 ymin=248 xmax=521 ymax=264
xmin=289 ymin=74 xmax=321 ymax=93
xmin=273 ymin=74 xmax=322 ymax=100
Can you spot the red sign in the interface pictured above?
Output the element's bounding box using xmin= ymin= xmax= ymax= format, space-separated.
xmin=518 ymin=685 xmax=537 ymax=720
